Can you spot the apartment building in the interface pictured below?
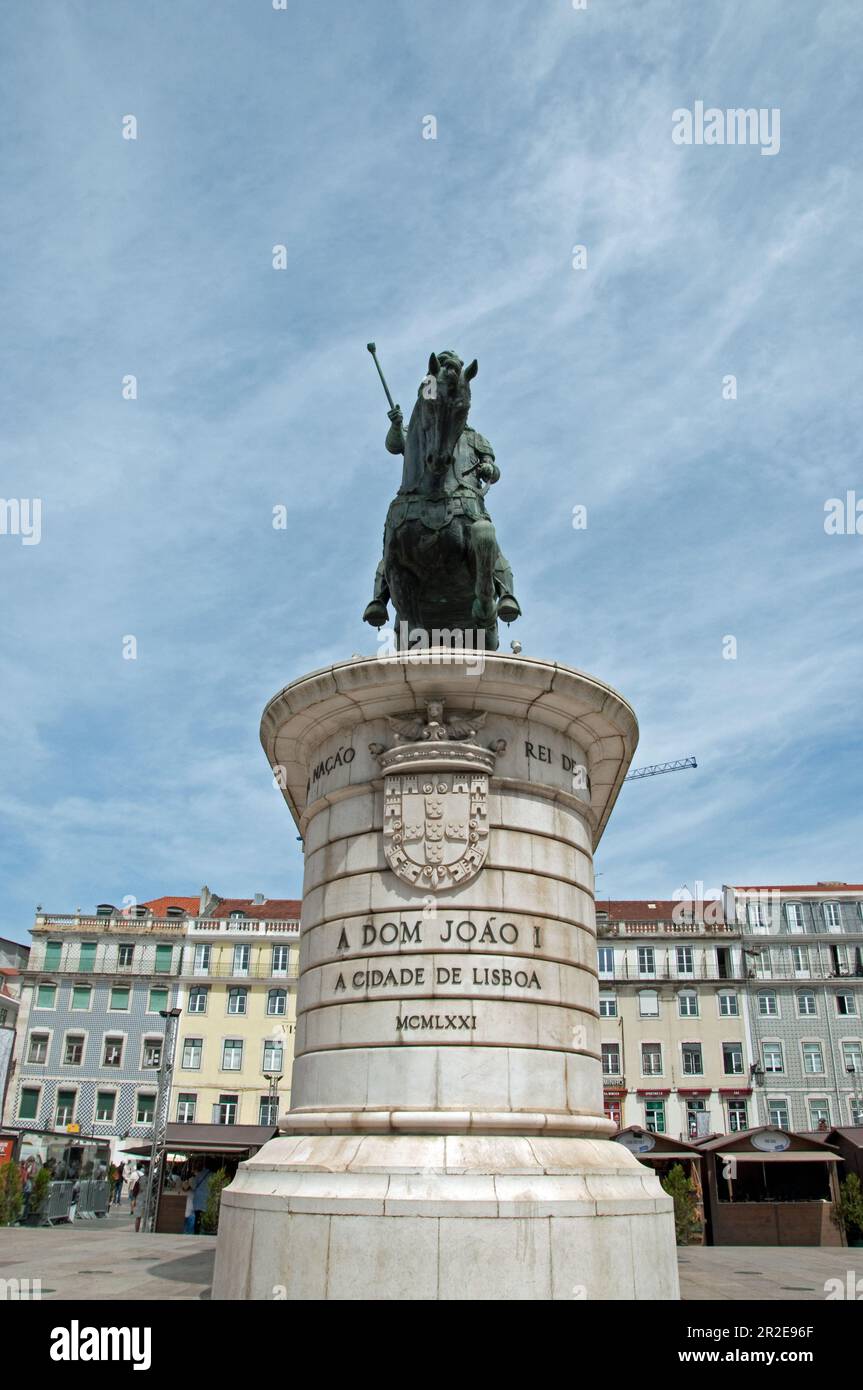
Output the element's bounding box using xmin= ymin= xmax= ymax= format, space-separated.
xmin=5 ymin=891 xmax=301 ymax=1155
xmin=597 ymin=899 xmax=752 ymax=1139
xmin=723 ymin=882 xmax=863 ymax=1132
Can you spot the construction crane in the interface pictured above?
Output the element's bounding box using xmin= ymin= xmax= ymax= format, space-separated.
xmin=624 ymin=756 xmax=697 ymax=783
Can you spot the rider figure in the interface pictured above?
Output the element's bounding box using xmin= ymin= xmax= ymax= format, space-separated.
xmin=363 ymin=349 xmax=521 ymax=627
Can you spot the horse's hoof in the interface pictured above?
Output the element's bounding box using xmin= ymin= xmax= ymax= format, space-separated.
xmin=363 ymin=600 xmax=389 ymax=627
xmin=497 ymin=594 xmax=521 ymax=623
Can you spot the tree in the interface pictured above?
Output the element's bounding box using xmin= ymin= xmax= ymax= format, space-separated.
xmin=833 ymin=1173 xmax=863 ymax=1246
xmin=661 ymin=1163 xmax=700 ymax=1246
xmin=0 ymin=1162 xmax=24 ymax=1227
xmin=201 ymin=1168 xmax=230 ymax=1234
xmin=30 ymin=1166 xmax=53 ymax=1223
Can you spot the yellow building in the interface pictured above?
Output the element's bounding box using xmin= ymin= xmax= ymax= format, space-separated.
xmin=173 ymin=897 xmax=300 ymax=1129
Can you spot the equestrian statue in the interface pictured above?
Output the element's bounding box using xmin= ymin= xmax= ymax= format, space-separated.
xmin=363 ymin=344 xmax=521 ymax=651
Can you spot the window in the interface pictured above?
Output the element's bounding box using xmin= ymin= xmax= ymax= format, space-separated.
xmin=36 ymin=984 xmax=56 ymax=1009
xmin=842 ymin=1041 xmax=863 ymax=1075
xmin=685 ymin=1099 xmax=707 ymax=1139
xmin=754 ymin=948 xmax=773 ymax=978
xmin=136 ymin=1093 xmax=156 ymax=1125
xmin=716 ymin=947 xmax=732 ymax=980
xmin=822 ymin=903 xmax=842 ymax=931
xmin=767 ymin=1098 xmax=790 ymax=1129
xmin=227 ymin=987 xmax=248 ymax=1016
xmin=267 ymin=988 xmax=287 ymax=1016
xmin=747 ymin=901 xmax=769 ymax=931
xmin=55 ymin=1089 xmax=76 ymax=1126
xmin=154 ymin=945 xmax=174 ymax=974
xmin=109 ymin=986 xmax=130 ymax=1011
xmin=757 ymin=991 xmax=778 ymax=1017
xmin=214 ymin=1094 xmax=238 ymax=1125
xmin=222 ymin=1038 xmax=244 ymax=1071
xmin=797 ymin=990 xmax=817 ymax=1016
xmin=148 ymin=988 xmax=168 ymax=1013
xmin=641 ymin=1043 xmax=663 ymax=1076
xmin=722 ymin=1042 xmax=744 ymax=1076
xmin=259 ymin=1095 xmax=279 ymax=1125
xmin=601 ymin=1042 xmax=621 ymax=1075
xmin=233 ymin=944 xmax=251 ymax=976
xmin=142 ymin=1039 xmax=162 ymax=1068
xmin=272 ymin=944 xmax=290 ymax=976
xmin=851 ymin=1098 xmax=863 ymax=1125
xmin=808 ymin=1097 xmax=830 ymax=1128
xmin=118 ymin=944 xmax=135 ymax=968
xmin=43 ymin=940 xmax=63 ymax=970
xmin=801 ymin=1042 xmax=824 ymax=1074
xmin=681 ymin=1042 xmax=703 ymax=1076
xmin=193 ymin=944 xmax=211 ymax=975
xmin=785 ymin=903 xmax=805 ymax=933
xmin=792 ymin=946 xmax=808 ymax=976
xmin=182 ymin=1038 xmax=202 ymax=1069
xmin=71 ymin=985 xmax=92 ymax=1011
xmin=165 ymin=906 xmax=186 ymax=919
xmin=27 ymin=1033 xmax=49 ymax=1064
xmin=676 ymin=947 xmax=694 ymax=976
xmin=64 ymin=1034 xmax=85 ymax=1065
xmin=177 ymin=1093 xmax=197 ymax=1123
xmin=644 ymin=1100 xmax=665 ymax=1134
xmin=598 ymin=992 xmax=617 ymax=1018
xmin=18 ymin=1087 xmax=40 ymax=1121
xmin=727 ymin=1100 xmax=748 ymax=1132
xmin=103 ymin=1036 xmax=124 ymax=1067
xmin=188 ymin=986 xmax=209 ymax=1014
xmin=638 ymin=990 xmax=659 ymax=1018
xmin=78 ymin=942 xmax=96 ymax=971
xmin=262 ymin=1040 xmax=283 ymax=1072
xmin=597 ymin=947 xmax=614 ymax=976
xmin=678 ymin=990 xmax=698 ymax=1018
xmin=763 ymin=1042 xmax=784 ymax=1073
xmin=836 ymin=993 xmax=857 ymax=1017
xmin=718 ymin=992 xmax=739 ymax=1017
xmin=637 ymin=947 xmax=655 ymax=977
xmin=95 ymin=1090 xmax=116 ymax=1122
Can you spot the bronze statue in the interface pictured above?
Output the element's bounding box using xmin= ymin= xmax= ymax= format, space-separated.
xmin=363 ymin=346 xmax=521 ymax=651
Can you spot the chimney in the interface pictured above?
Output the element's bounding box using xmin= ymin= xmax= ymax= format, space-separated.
xmin=254 ymin=893 xmax=266 ymax=906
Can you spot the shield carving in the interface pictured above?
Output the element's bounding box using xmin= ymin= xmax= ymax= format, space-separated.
xmin=383 ymin=770 xmax=489 ymax=889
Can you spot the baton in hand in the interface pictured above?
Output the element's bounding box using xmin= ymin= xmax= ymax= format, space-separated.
xmin=367 ymin=342 xmax=398 ymax=414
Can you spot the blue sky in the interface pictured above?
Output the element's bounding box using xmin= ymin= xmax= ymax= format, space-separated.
xmin=1 ymin=1 xmax=861 ymax=943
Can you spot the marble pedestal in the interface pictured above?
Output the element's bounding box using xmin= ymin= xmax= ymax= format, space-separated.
xmin=212 ymin=651 xmax=679 ymax=1300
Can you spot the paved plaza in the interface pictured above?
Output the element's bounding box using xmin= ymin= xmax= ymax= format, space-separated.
xmin=2 ymin=1212 xmax=862 ymax=1301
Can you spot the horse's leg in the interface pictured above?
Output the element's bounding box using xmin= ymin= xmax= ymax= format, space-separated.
xmin=470 ymin=518 xmax=499 ymax=651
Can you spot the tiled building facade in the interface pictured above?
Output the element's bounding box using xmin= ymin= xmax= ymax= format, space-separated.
xmin=723 ymin=883 xmax=863 ymax=1132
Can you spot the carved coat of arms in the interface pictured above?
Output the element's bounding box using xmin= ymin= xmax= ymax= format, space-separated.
xmin=371 ymin=701 xmax=503 ymax=891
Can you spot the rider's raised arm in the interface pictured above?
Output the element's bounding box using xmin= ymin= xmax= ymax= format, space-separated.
xmin=385 ymin=405 xmax=406 ymax=456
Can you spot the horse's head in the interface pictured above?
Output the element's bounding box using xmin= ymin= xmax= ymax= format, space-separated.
xmin=413 ymin=350 xmax=478 ymax=475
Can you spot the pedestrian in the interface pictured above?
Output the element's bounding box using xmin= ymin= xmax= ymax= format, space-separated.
xmin=190 ymin=1159 xmax=212 ymax=1234
xmin=181 ymin=1172 xmax=196 ymax=1235
xmin=113 ymin=1160 xmax=125 ymax=1206
xmin=129 ymin=1165 xmax=145 ymax=1215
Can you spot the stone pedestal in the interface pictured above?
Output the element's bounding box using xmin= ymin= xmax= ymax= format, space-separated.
xmin=212 ymin=651 xmax=679 ymax=1300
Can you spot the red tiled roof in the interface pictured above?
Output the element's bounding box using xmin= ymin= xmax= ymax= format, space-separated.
xmin=729 ymin=884 xmax=863 ymax=893
xmin=137 ymin=896 xmax=201 ymax=918
xmin=210 ymin=898 xmax=301 ymax=921
xmin=598 ymin=899 xmax=724 ymax=922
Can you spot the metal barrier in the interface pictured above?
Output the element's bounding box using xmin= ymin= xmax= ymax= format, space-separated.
xmin=76 ymin=1179 xmax=110 ymax=1219
xmin=44 ymin=1180 xmax=74 ymax=1224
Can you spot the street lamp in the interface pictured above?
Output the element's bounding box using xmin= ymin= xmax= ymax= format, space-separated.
xmin=139 ymin=1007 xmax=181 ymax=1234
xmin=262 ymin=1070 xmax=283 ymax=1127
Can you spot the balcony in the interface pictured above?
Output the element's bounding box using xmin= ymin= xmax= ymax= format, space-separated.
xmin=188 ymin=965 xmax=299 ymax=981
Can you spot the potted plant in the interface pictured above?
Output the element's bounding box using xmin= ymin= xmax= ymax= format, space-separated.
xmin=201 ymin=1168 xmax=230 ymax=1235
xmin=833 ymin=1173 xmax=863 ymax=1247
xmin=0 ymin=1161 xmax=23 ymax=1226
xmin=661 ymin=1163 xmax=701 ymax=1246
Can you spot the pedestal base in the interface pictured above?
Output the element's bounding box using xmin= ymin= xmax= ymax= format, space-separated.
xmin=212 ymin=1134 xmax=680 ymax=1301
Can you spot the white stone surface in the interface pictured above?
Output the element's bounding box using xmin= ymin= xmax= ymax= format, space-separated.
xmin=213 ymin=653 xmax=678 ymax=1300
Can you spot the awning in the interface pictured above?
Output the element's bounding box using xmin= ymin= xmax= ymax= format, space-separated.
xmin=715 ymin=1151 xmax=840 ymax=1163
xmin=121 ymin=1123 xmax=277 ymax=1157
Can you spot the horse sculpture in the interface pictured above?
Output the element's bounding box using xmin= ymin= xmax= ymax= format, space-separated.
xmin=364 ymin=348 xmax=521 ymax=652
